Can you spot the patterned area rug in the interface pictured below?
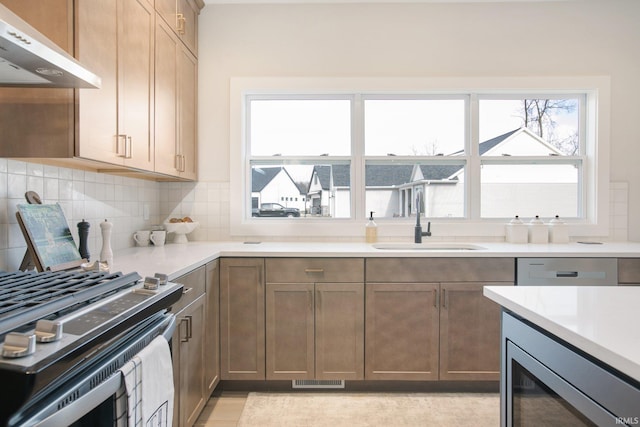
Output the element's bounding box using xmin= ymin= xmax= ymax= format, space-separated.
xmin=237 ymin=392 xmax=500 ymax=426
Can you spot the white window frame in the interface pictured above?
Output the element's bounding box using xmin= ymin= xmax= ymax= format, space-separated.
xmin=229 ymin=76 xmax=610 ymax=239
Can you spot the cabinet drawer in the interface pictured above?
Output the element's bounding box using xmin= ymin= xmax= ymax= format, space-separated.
xmin=266 ymin=258 xmax=364 ymax=283
xmin=366 ymin=258 xmax=515 ymax=282
xmin=171 ymin=265 xmax=206 ymax=312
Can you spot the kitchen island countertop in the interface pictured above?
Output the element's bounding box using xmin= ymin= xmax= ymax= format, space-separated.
xmin=111 ymin=240 xmax=640 ymax=281
xmin=483 ymin=285 xmax=640 ymax=383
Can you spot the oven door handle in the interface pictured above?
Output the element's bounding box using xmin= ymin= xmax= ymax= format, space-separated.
xmin=24 ymin=314 xmax=176 ymax=427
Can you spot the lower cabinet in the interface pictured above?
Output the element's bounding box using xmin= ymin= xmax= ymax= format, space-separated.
xmin=220 ymin=258 xmax=266 ymax=380
xmin=171 ymin=266 xmax=207 ymax=427
xmin=205 ymin=260 xmax=220 ymax=395
xmin=365 ymin=281 xmax=509 ymax=381
xmin=265 ymin=282 xmax=364 ymax=380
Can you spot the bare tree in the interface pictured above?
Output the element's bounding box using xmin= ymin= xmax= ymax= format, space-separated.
xmin=519 ymin=99 xmax=578 ymax=155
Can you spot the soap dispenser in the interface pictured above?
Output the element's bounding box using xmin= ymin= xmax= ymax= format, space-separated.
xmin=366 ymin=211 xmax=378 ymax=243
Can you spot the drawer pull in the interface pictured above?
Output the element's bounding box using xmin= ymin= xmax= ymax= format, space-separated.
xmin=182 ymin=287 xmax=193 ymax=294
xmin=305 ymin=268 xmax=324 ymax=274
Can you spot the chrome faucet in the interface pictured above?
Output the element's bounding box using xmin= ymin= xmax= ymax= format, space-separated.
xmin=414 ymin=192 xmax=431 ymax=243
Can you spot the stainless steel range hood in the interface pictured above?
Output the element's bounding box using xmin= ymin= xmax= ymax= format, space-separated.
xmin=0 ymin=3 xmax=100 ymax=88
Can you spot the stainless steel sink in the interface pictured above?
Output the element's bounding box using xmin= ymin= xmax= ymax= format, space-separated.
xmin=372 ymin=243 xmax=487 ymax=251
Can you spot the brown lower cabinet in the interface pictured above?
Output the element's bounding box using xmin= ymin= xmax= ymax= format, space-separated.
xmin=220 ymin=258 xmax=266 ymax=380
xmin=171 ymin=266 xmax=207 ymax=427
xmin=265 ymin=282 xmax=364 ymax=380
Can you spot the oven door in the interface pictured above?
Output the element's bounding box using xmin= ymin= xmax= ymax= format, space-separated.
xmin=503 ymin=312 xmax=640 ymax=427
xmin=9 ymin=312 xmax=176 ymax=427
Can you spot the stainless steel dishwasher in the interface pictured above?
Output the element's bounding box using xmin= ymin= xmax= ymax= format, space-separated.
xmin=516 ymin=258 xmax=618 ymax=286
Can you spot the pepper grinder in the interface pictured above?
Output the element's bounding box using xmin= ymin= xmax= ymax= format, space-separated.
xmin=77 ymin=219 xmax=90 ymax=261
xmin=99 ymin=219 xmax=114 ymax=269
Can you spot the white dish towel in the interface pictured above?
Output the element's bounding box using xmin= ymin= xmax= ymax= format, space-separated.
xmin=116 ymin=335 xmax=174 ymax=427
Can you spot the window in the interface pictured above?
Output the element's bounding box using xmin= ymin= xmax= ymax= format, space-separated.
xmin=232 ymin=77 xmax=609 ymax=238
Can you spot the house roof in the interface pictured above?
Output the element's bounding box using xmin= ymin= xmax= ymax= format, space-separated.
xmin=252 ymin=166 xmax=305 ymax=193
xmin=310 ymin=164 xmax=458 ymax=189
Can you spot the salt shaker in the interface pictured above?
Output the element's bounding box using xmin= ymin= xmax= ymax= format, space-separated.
xmin=77 ymin=219 xmax=90 ymax=261
xmin=100 ymin=219 xmax=114 ymax=269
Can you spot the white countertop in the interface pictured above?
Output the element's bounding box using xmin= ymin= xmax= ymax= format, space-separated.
xmin=483 ymin=285 xmax=640 ymax=382
xmin=110 ymin=240 xmax=640 ymax=280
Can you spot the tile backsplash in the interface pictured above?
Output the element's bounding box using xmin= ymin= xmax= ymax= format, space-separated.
xmin=0 ymin=159 xmax=630 ymax=271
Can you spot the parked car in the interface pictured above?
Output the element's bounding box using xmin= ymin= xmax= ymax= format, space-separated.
xmin=252 ymin=203 xmax=301 ymax=217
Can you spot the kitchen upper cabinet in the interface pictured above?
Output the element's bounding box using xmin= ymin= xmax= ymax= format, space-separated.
xmin=154 ymin=16 xmax=198 ymax=180
xmin=220 ymin=258 xmax=266 ymax=380
xmin=156 ymin=0 xmax=200 ymax=56
xmin=77 ymin=0 xmax=155 ymax=171
xmin=0 ymin=0 xmax=75 ymax=157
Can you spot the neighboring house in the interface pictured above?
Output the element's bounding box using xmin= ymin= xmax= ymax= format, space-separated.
xmin=304 ymin=128 xmax=576 ymax=219
xmin=251 ymin=167 xmax=306 ymax=212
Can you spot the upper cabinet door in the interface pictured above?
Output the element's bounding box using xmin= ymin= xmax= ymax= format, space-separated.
xmin=177 ymin=44 xmax=198 ymax=180
xmin=76 ymin=0 xmax=118 ymax=164
xmin=156 ymin=0 xmax=199 ymax=56
xmin=117 ymin=0 xmax=155 ymax=170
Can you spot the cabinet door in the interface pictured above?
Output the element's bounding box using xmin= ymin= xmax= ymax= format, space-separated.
xmin=266 ymin=283 xmax=314 ymax=380
xmin=178 ymin=295 xmax=207 ymax=427
xmin=316 ymin=283 xmax=364 ymax=380
xmin=177 ymin=44 xmax=197 ymax=180
xmin=76 ymin=0 xmax=118 ymax=163
xmin=220 ymin=258 xmax=266 ymax=380
xmin=154 ymin=16 xmax=179 ymax=176
xmin=439 ymin=282 xmax=511 ymax=381
xmin=205 ymin=260 xmax=220 ymax=395
xmin=365 ymin=283 xmax=439 ymax=380
xmin=117 ymin=0 xmax=154 ymax=170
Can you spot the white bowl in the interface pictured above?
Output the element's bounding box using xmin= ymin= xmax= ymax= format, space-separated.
xmin=164 ymin=221 xmax=199 ymax=243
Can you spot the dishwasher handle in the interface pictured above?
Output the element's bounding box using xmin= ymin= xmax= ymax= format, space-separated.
xmin=556 ymin=271 xmax=579 ymax=278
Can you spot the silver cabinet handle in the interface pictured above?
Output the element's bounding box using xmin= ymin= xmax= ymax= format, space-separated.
xmin=180 ymin=317 xmax=189 ymax=342
xmin=305 ymin=268 xmax=324 ymax=274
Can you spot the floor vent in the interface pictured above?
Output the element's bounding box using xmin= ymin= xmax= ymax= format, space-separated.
xmin=292 ymin=380 xmax=345 ymax=389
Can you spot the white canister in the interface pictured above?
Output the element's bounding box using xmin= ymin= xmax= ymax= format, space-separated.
xmin=506 ymin=216 xmax=528 ymax=243
xmin=528 ymin=216 xmax=548 ymax=244
xmin=549 ymin=215 xmax=569 ymax=243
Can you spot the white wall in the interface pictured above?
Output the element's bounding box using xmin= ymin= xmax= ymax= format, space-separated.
xmin=197 ymin=1 xmax=640 ymax=240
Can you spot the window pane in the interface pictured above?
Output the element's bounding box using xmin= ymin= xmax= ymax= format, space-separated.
xmin=365 ymin=163 xmax=464 ymax=218
xmin=481 ymin=163 xmax=579 ymax=218
xmin=364 ymin=99 xmax=465 ymax=156
xmin=250 ymin=163 xmax=351 ymax=218
xmin=250 ymin=99 xmax=351 ymax=156
xmin=479 ymin=98 xmax=580 ymax=156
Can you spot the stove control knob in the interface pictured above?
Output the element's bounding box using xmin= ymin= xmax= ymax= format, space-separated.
xmin=143 ymin=276 xmax=160 ymax=290
xmin=154 ymin=273 xmax=168 ymax=286
xmin=2 ymin=332 xmax=36 ymax=358
xmin=35 ymin=320 xmax=63 ymax=343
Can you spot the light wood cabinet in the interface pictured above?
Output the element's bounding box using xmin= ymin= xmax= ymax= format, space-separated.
xmin=220 ymin=258 xmax=266 ymax=380
xmin=0 ymin=0 xmax=201 ymax=181
xmin=365 ymin=283 xmax=440 ymax=381
xmin=265 ymin=258 xmax=365 ymax=381
xmin=439 ymin=282 xmax=510 ymax=380
xmin=365 ymin=258 xmax=514 ymax=381
xmin=265 ymin=281 xmax=364 ymax=380
xmin=156 ymin=0 xmax=200 ymax=56
xmin=77 ymin=0 xmax=155 ymax=171
xmin=154 ymin=16 xmax=198 ymax=180
xmin=205 ymin=260 xmax=220 ymax=395
xmin=171 ymin=266 xmax=207 ymax=427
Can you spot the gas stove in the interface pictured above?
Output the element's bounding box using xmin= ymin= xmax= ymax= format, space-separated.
xmin=0 ymin=269 xmax=183 ymax=426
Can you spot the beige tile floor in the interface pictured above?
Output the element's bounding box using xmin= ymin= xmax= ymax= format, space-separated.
xmin=194 ymin=392 xmax=249 ymax=427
